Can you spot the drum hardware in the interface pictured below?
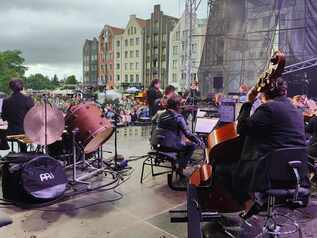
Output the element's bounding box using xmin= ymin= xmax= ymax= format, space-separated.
xmin=105 ymin=107 xmax=126 ymax=171
xmin=70 ymin=129 xmax=105 ymax=188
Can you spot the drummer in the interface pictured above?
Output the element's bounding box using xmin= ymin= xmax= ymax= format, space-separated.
xmin=2 ymin=78 xmax=34 ymax=152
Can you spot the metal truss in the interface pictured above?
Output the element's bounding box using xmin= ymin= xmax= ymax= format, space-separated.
xmin=283 ymin=57 xmax=317 ymax=76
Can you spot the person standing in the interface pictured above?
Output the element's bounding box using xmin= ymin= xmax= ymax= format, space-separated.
xmin=147 ymin=79 xmax=162 ymax=117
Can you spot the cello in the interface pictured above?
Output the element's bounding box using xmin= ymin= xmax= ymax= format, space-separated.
xmin=189 ymin=50 xmax=286 ymax=192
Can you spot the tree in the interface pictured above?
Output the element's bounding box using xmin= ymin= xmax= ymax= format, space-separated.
xmin=65 ymin=75 xmax=77 ymax=85
xmin=52 ymin=74 xmax=60 ymax=87
xmin=0 ymin=50 xmax=27 ymax=93
xmin=25 ymin=73 xmax=58 ymax=90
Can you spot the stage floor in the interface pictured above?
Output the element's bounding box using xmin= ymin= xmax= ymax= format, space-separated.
xmin=1 ymin=126 xmax=317 ymax=238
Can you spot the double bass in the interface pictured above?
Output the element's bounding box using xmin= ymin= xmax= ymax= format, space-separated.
xmin=185 ymin=50 xmax=286 ymax=237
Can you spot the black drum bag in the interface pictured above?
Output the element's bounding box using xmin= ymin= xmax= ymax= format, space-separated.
xmin=2 ymin=153 xmax=68 ymax=204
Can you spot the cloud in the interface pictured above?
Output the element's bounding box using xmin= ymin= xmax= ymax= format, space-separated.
xmin=0 ymin=0 xmax=209 ymax=79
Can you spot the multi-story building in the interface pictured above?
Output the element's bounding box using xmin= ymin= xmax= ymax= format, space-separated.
xmin=168 ymin=14 xmax=207 ymax=92
xmin=113 ymin=15 xmax=146 ymax=90
xmin=98 ymin=25 xmax=124 ymax=86
xmin=83 ymin=38 xmax=98 ymax=86
xmin=143 ymin=5 xmax=179 ymax=89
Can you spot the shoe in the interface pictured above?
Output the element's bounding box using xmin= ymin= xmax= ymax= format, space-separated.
xmin=239 ymin=202 xmax=263 ymax=220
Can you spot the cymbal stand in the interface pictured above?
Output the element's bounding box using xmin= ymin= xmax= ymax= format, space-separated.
xmin=43 ymin=94 xmax=49 ymax=153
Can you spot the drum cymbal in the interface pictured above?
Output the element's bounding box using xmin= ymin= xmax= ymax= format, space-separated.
xmin=24 ymin=103 xmax=65 ymax=145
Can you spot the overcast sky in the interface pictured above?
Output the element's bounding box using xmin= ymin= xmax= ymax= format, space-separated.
xmin=0 ymin=0 xmax=208 ymax=81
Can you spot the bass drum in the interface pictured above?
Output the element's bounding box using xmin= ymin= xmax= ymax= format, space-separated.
xmin=65 ymin=102 xmax=113 ymax=154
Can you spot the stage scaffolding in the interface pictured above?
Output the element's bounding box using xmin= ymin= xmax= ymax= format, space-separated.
xmin=198 ymin=0 xmax=317 ymax=97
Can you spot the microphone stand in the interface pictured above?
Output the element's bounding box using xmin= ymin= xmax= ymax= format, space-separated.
xmin=106 ymin=106 xmax=125 ymax=171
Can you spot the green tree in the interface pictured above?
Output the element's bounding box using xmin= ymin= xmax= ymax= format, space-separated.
xmin=65 ymin=75 xmax=77 ymax=85
xmin=25 ymin=73 xmax=58 ymax=90
xmin=0 ymin=50 xmax=27 ymax=93
xmin=52 ymin=74 xmax=60 ymax=87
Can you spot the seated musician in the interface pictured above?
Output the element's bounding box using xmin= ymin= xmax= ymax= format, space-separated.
xmin=2 ymin=79 xmax=34 ymax=152
xmin=151 ymin=96 xmax=204 ymax=173
xmin=233 ymin=77 xmax=308 ymax=218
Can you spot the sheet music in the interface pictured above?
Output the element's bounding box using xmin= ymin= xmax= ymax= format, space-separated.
xmin=195 ymin=118 xmax=219 ymax=134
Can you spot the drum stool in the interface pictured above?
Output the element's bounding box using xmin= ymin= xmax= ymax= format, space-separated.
xmin=140 ymin=150 xmax=186 ymax=191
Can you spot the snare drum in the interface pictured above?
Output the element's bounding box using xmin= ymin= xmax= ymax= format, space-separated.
xmin=65 ymin=102 xmax=113 ymax=153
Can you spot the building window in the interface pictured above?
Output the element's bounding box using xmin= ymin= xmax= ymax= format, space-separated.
xmin=162 ymin=47 xmax=166 ymax=56
xmin=130 ymin=38 xmax=134 ymax=46
xmin=109 ymin=64 xmax=112 ymax=70
xmin=130 ymin=51 xmax=134 ymax=58
xmin=172 ymin=73 xmax=177 ymax=82
xmin=173 ymin=46 xmax=178 ymax=55
xmin=116 ymin=41 xmax=120 ymax=47
xmin=130 ymin=63 xmax=134 ymax=70
xmin=135 ymin=62 xmax=139 ymax=70
xmin=125 ymin=75 xmax=128 ymax=82
xmin=116 ymin=52 xmax=120 ymax=58
xmin=136 ymin=74 xmax=139 ymax=82
xmin=136 ymin=50 xmax=139 ymax=57
xmin=130 ymin=74 xmax=134 ymax=82
xmin=125 ymin=63 xmax=128 ymax=70
xmin=162 ymin=34 xmax=167 ymax=42
xmin=134 ymin=27 xmax=137 ymax=34
xmin=116 ymin=63 xmax=120 ymax=69
xmin=125 ymin=39 xmax=128 ymax=46
xmin=263 ymin=16 xmax=271 ymax=29
xmin=181 ymin=42 xmax=185 ymax=51
xmin=172 ymin=60 xmax=177 ymax=69
xmin=136 ymin=37 xmax=140 ymax=45
xmin=125 ymin=51 xmax=128 ymax=58
xmin=176 ymin=31 xmax=180 ymax=41
xmin=117 ymin=75 xmax=120 ymax=81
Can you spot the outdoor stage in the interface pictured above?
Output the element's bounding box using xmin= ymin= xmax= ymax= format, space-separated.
xmin=1 ymin=126 xmax=317 ymax=238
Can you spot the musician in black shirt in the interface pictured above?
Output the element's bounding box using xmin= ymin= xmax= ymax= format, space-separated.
xmin=147 ymin=79 xmax=162 ymax=117
xmin=222 ymin=78 xmax=307 ymax=218
xmin=2 ymin=79 xmax=34 ymax=152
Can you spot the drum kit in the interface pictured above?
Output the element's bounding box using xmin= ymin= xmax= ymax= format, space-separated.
xmin=22 ymin=97 xmax=115 ymax=188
